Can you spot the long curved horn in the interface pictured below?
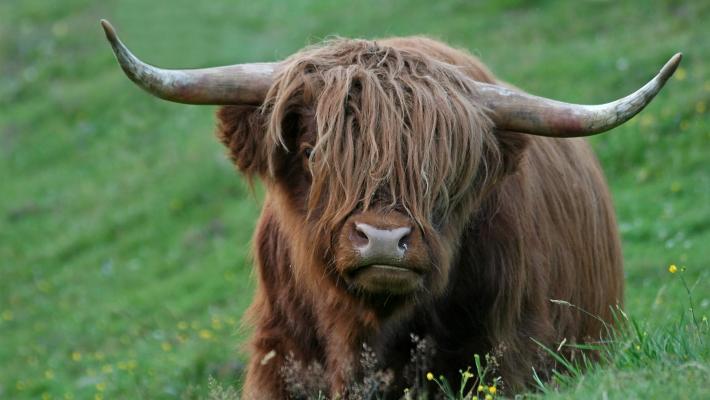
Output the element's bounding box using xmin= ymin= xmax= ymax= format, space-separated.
xmin=100 ymin=19 xmax=278 ymax=105
xmin=478 ymin=53 xmax=682 ymax=137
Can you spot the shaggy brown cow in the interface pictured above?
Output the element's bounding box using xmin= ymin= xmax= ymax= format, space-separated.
xmin=101 ymin=20 xmax=680 ymax=398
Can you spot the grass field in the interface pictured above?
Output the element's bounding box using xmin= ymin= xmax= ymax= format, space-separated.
xmin=1 ymin=0 xmax=708 ymax=398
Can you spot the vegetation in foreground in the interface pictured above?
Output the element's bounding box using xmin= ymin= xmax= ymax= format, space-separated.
xmin=206 ymin=267 xmax=708 ymax=399
xmin=1 ymin=0 xmax=708 ymax=399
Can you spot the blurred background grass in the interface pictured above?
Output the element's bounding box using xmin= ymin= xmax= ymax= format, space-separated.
xmin=0 ymin=0 xmax=707 ymax=399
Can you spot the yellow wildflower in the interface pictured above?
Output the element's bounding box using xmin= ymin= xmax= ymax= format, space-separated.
xmin=71 ymin=351 xmax=82 ymax=362
xmin=177 ymin=321 xmax=188 ymax=330
xmin=96 ymin=382 xmax=106 ymax=392
xmin=668 ymin=264 xmax=678 ymax=274
xmin=161 ymin=341 xmax=172 ymax=352
xmin=42 ymin=392 xmax=51 ymax=400
xmin=489 ymin=386 xmax=497 ymax=394
xmin=198 ymin=329 xmax=214 ymax=340
xmin=426 ymin=372 xmax=434 ymax=381
xmin=45 ymin=370 xmax=55 ymax=380
xmin=478 ymin=385 xmax=485 ymax=392
xmin=485 ymin=395 xmax=493 ymax=400
xmin=94 ymin=394 xmax=103 ymax=400
xmin=117 ymin=360 xmax=138 ymax=371
xmin=697 ymin=101 xmax=707 ymax=114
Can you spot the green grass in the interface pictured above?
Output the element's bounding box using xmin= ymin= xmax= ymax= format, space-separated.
xmin=1 ymin=0 xmax=707 ymax=398
xmin=527 ymin=289 xmax=708 ymax=399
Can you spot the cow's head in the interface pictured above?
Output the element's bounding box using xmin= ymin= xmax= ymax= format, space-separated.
xmin=101 ymin=20 xmax=679 ymax=310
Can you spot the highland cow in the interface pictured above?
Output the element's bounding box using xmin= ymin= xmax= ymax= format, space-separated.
xmin=101 ymin=20 xmax=681 ymax=398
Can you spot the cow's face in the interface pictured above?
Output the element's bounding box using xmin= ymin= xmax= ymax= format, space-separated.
xmin=218 ymin=40 xmax=505 ymax=309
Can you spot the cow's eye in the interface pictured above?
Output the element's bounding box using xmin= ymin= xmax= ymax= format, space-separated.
xmin=303 ymin=147 xmax=313 ymax=159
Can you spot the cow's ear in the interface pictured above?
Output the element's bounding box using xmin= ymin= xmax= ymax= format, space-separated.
xmin=216 ymin=105 xmax=268 ymax=176
xmin=495 ymin=130 xmax=530 ymax=176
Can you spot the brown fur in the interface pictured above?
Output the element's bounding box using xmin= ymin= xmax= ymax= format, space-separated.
xmin=216 ymin=37 xmax=623 ymax=398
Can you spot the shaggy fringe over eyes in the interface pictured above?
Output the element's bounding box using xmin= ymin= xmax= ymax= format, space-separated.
xmin=264 ymin=38 xmax=499 ymax=234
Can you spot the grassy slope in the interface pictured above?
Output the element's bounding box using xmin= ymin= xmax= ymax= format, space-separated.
xmin=0 ymin=0 xmax=707 ymax=398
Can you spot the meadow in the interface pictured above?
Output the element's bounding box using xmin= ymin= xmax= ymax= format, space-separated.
xmin=0 ymin=0 xmax=707 ymax=398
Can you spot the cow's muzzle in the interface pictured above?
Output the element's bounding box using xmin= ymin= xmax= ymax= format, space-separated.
xmin=338 ymin=211 xmax=429 ymax=295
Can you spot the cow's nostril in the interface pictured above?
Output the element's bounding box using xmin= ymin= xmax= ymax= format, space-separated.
xmin=355 ymin=225 xmax=368 ymax=240
xmin=352 ymin=223 xmax=370 ymax=246
xmin=398 ymin=232 xmax=410 ymax=251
